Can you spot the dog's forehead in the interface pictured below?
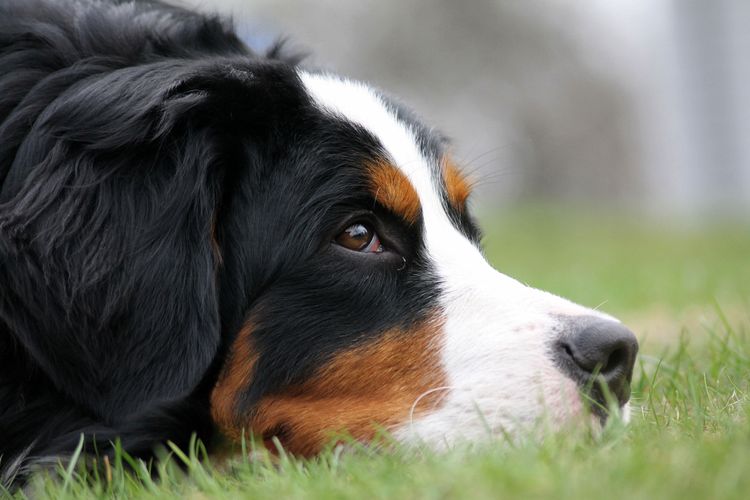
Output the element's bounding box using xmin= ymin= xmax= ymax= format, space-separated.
xmin=298 ymin=72 xmax=456 ymax=219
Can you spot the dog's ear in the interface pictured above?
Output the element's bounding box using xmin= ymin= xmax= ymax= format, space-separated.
xmin=0 ymin=60 xmax=296 ymax=422
xmin=26 ymin=60 xmax=299 ymax=151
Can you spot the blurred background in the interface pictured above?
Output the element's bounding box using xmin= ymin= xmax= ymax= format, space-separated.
xmin=179 ymin=0 xmax=749 ymax=338
xmin=185 ymin=0 xmax=750 ymax=218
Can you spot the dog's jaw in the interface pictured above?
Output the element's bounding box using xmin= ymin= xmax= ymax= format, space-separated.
xmin=300 ymin=70 xmax=629 ymax=446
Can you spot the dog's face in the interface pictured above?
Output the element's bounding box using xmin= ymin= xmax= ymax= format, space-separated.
xmin=209 ymin=71 xmax=638 ymax=454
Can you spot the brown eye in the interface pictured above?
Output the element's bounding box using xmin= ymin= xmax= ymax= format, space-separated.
xmin=335 ymin=223 xmax=384 ymax=253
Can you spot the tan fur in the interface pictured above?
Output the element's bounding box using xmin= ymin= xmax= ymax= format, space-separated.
xmin=212 ymin=315 xmax=447 ymax=455
xmin=443 ymin=157 xmax=472 ymax=210
xmin=210 ymin=321 xmax=258 ymax=438
xmin=367 ymin=159 xmax=422 ymax=224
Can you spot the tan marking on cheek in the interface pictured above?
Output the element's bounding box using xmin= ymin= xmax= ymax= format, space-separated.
xmin=245 ymin=316 xmax=446 ymax=456
xmin=442 ymin=157 xmax=472 ymax=210
xmin=210 ymin=321 xmax=258 ymax=439
xmin=367 ymin=159 xmax=421 ymax=224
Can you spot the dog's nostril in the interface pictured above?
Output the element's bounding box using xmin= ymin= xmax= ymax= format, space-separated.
xmin=562 ymin=343 xmax=574 ymax=359
xmin=556 ymin=317 xmax=639 ymax=406
xmin=602 ymin=346 xmax=626 ymax=375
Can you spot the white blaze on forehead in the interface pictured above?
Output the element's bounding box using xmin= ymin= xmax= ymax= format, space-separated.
xmin=298 ymin=72 xmax=437 ymax=211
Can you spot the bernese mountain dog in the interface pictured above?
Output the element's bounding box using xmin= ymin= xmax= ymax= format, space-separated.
xmin=0 ymin=0 xmax=638 ymax=488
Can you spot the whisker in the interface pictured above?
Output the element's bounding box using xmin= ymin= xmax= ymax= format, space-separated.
xmin=593 ymin=300 xmax=609 ymax=311
xmin=408 ymin=386 xmax=456 ymax=428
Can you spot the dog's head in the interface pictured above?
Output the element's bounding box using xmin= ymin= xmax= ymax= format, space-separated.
xmin=0 ymin=0 xmax=636 ymax=455
xmin=205 ymin=70 xmax=639 ymax=453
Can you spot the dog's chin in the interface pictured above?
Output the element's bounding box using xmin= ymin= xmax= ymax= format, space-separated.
xmin=388 ymin=380 xmax=566 ymax=449
xmin=390 ymin=369 xmax=634 ymax=451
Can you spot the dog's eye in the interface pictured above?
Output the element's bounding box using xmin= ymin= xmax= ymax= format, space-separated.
xmin=335 ymin=223 xmax=384 ymax=253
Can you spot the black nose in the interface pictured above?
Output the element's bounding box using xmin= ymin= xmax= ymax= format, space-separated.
xmin=555 ymin=317 xmax=639 ymax=408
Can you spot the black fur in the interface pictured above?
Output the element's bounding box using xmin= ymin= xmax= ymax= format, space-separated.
xmin=0 ymin=0 xmax=275 ymax=484
xmin=0 ymin=0 xmax=473 ymax=488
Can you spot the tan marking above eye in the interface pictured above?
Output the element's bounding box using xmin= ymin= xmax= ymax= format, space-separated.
xmin=366 ymin=159 xmax=421 ymax=224
xmin=211 ymin=314 xmax=447 ymax=455
xmin=442 ymin=157 xmax=472 ymax=210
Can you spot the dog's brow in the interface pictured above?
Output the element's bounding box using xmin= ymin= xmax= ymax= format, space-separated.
xmin=442 ymin=157 xmax=472 ymax=211
xmin=367 ymin=159 xmax=421 ymax=224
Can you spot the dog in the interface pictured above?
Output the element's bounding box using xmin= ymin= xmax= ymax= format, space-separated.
xmin=0 ymin=0 xmax=638 ymax=487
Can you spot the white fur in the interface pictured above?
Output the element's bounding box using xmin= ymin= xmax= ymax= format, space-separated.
xmin=299 ymin=71 xmax=626 ymax=445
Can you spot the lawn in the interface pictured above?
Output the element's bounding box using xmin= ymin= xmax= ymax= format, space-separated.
xmin=12 ymin=206 xmax=750 ymax=499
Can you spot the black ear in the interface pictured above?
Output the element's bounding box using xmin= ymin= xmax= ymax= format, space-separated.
xmin=0 ymin=59 xmax=283 ymax=422
xmin=27 ymin=60 xmax=294 ymax=151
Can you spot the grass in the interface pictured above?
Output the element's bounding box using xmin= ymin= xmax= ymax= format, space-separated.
xmin=9 ymin=206 xmax=750 ymax=499
xmin=479 ymin=204 xmax=750 ymax=315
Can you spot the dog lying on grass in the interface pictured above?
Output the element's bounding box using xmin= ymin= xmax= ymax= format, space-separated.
xmin=0 ymin=0 xmax=637 ymax=487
